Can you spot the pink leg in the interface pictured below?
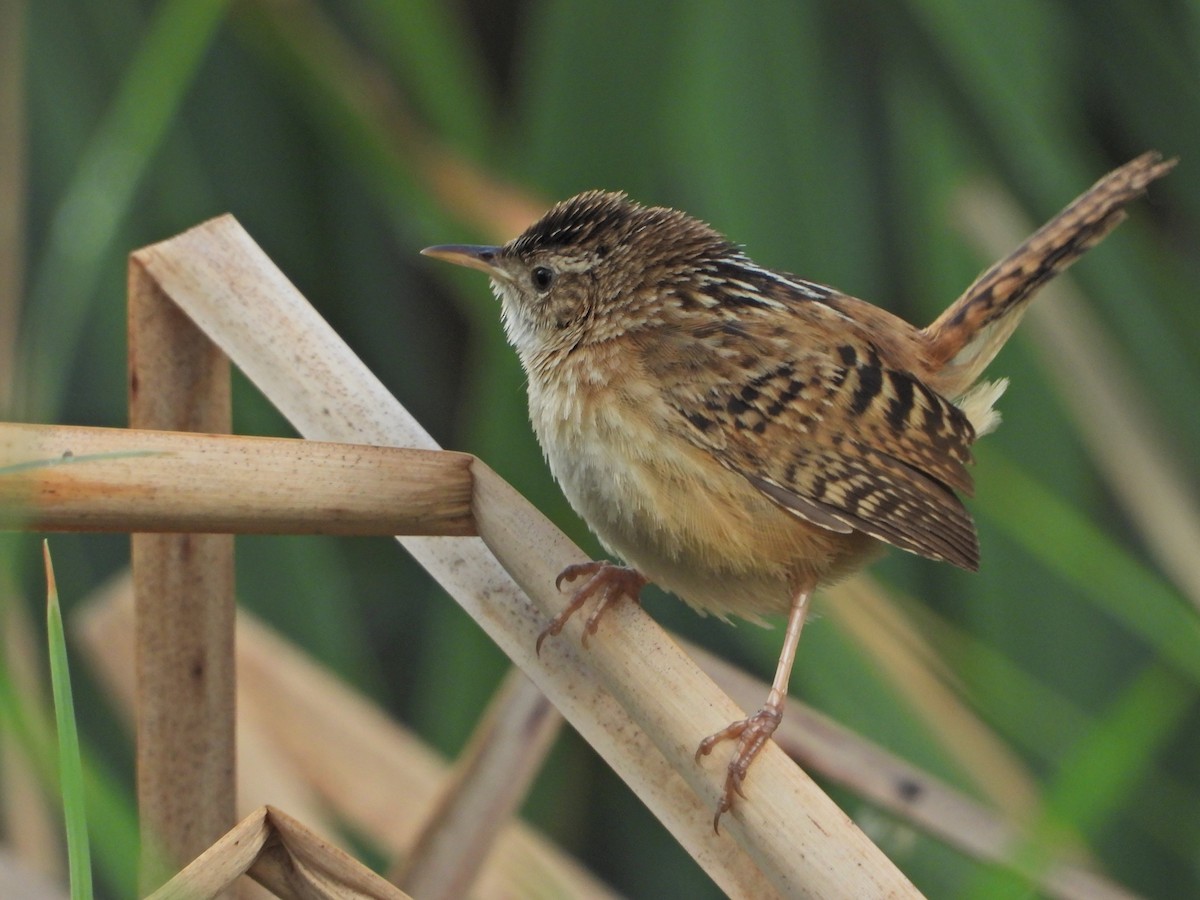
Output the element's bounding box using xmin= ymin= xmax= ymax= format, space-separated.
xmin=696 ymin=584 xmax=812 ymax=832
xmin=536 ymin=562 xmax=647 ymax=655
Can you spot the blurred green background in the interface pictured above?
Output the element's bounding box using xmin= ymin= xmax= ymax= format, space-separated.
xmin=2 ymin=0 xmax=1198 ymax=897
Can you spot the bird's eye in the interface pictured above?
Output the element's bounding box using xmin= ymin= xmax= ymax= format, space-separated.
xmin=531 ymin=266 xmax=555 ymax=292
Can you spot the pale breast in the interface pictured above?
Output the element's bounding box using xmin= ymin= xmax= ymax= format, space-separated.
xmin=523 ymin=346 xmax=875 ymax=620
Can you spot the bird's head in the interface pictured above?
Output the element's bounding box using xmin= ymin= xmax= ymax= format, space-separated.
xmin=423 ymin=191 xmax=736 ymax=358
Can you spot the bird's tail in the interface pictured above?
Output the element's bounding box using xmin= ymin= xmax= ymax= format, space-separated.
xmin=923 ymin=151 xmax=1175 ymax=397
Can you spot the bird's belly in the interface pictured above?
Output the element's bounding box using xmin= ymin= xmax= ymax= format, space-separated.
xmin=536 ymin=406 xmax=875 ymax=622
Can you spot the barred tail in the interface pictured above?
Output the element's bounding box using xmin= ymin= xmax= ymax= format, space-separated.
xmin=923 ymin=151 xmax=1175 ymax=394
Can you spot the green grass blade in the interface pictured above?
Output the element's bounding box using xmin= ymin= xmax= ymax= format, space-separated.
xmin=44 ymin=541 xmax=93 ymax=900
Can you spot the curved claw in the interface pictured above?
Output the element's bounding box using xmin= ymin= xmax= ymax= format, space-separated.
xmin=554 ymin=562 xmax=597 ymax=592
xmin=712 ymin=795 xmax=732 ymax=834
xmin=537 ymin=562 xmax=646 ymax=655
xmin=696 ymin=704 xmax=784 ymax=833
xmin=534 ymin=618 xmax=566 ymax=657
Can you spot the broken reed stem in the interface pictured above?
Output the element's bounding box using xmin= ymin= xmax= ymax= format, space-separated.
xmin=145 ymin=805 xmax=411 ymax=900
xmin=394 ymin=667 xmax=561 ymax=898
xmin=77 ymin=566 xmax=1127 ymax=900
xmin=688 ymin=630 xmax=1139 ymax=900
xmin=128 ymin=260 xmax=235 ymax=896
xmin=0 ymin=422 xmax=475 ymax=536
xmin=76 ymin=574 xmax=620 ymax=900
xmin=249 ymin=807 xmax=411 ymax=899
xmin=128 ymin=213 xmax=920 ymax=898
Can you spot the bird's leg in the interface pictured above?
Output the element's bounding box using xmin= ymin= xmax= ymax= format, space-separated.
xmin=696 ymin=584 xmax=812 ymax=832
xmin=536 ymin=562 xmax=647 ymax=655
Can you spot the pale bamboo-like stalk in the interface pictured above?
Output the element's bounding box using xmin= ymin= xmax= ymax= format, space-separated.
xmin=78 ymin=563 xmax=1135 ymax=900
xmin=0 ymin=422 xmax=474 ymax=536
xmin=395 ymin=666 xmax=562 ymax=898
xmin=147 ymin=805 xmax=411 ymax=900
xmin=956 ymin=180 xmax=1200 ymax=613
xmin=144 ymin=810 xmax=269 ymax=900
xmin=130 ymin=214 xmax=918 ymax=898
xmin=689 ymin=629 xmax=1139 ymax=900
xmin=74 ymin=571 xmax=622 ymax=900
xmin=128 ymin=262 xmax=235 ymax=895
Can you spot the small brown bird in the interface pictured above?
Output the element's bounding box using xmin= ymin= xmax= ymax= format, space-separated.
xmin=423 ymin=152 xmax=1173 ymax=830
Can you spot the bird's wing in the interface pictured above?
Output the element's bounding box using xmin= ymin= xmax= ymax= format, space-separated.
xmin=645 ymin=301 xmax=981 ymax=570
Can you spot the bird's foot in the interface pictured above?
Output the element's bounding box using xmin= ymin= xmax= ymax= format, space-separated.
xmin=536 ymin=562 xmax=646 ymax=655
xmin=695 ymin=703 xmax=783 ymax=833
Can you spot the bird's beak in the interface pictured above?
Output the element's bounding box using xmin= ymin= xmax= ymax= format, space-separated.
xmin=420 ymin=244 xmax=506 ymax=278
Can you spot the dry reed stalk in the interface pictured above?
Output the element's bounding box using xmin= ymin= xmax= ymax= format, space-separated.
xmin=689 ymin=623 xmax=1140 ymax=900
xmin=394 ymin=667 xmax=562 ymax=897
xmin=128 ymin=214 xmax=918 ymax=897
xmin=956 ymin=180 xmax=1200 ymax=613
xmin=73 ymin=555 xmax=1132 ymax=896
xmin=75 ymin=571 xmax=622 ymax=900
xmin=0 ymin=422 xmax=474 ymax=536
xmin=146 ymin=805 xmax=411 ymax=900
xmin=826 ymin=578 xmax=1042 ymax=820
xmin=128 ymin=262 xmax=235 ymax=894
